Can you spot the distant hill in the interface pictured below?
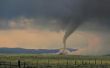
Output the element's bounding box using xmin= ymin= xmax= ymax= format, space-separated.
xmin=0 ymin=48 xmax=77 ymax=54
xmin=0 ymin=48 xmax=59 ymax=54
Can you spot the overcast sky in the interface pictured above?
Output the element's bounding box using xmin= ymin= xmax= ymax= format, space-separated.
xmin=0 ymin=0 xmax=110 ymax=55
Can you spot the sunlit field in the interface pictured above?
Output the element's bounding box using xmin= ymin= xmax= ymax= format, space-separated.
xmin=0 ymin=54 xmax=110 ymax=68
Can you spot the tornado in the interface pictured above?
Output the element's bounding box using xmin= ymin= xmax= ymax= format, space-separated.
xmin=63 ymin=20 xmax=82 ymax=55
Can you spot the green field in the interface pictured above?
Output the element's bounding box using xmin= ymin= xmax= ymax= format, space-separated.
xmin=0 ymin=54 xmax=110 ymax=68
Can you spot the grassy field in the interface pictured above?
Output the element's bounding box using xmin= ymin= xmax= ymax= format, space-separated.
xmin=0 ymin=54 xmax=110 ymax=68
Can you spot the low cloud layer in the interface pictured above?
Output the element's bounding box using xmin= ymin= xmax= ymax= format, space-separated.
xmin=0 ymin=0 xmax=110 ymax=32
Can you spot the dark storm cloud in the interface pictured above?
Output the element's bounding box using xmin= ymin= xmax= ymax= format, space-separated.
xmin=0 ymin=0 xmax=70 ymax=19
xmin=0 ymin=0 xmax=110 ymax=30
